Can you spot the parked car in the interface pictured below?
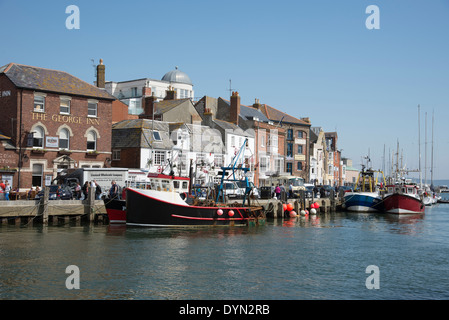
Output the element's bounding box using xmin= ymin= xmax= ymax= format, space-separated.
xmin=236 ymin=181 xmax=260 ymax=199
xmin=222 ymin=182 xmax=243 ymax=199
xmin=304 ymin=185 xmax=314 ymax=198
xmin=316 ymin=185 xmax=333 ymax=197
xmin=35 ymin=185 xmax=73 ymax=200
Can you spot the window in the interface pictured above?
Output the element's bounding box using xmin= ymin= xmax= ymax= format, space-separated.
xmin=112 ymin=149 xmax=121 ymax=161
xmin=261 ymin=135 xmax=265 ymax=147
xmin=287 ymin=143 xmax=293 ymax=157
xmin=34 ymin=95 xmax=45 ymax=112
xmin=33 ymin=126 xmax=45 ymax=148
xmin=60 ymin=98 xmax=70 ymax=114
xmin=87 ymin=130 xmax=96 ymax=151
xmin=297 ymin=145 xmax=303 ymax=154
xmin=297 ymin=162 xmax=303 ymax=171
xmin=269 ymin=134 xmax=278 ymax=147
xmin=88 ymin=101 xmax=97 ymax=117
xmin=152 ymin=131 xmax=161 ymax=141
xmin=287 ymin=162 xmax=293 ymax=174
xmin=131 ymin=87 xmax=138 ymax=97
xmin=153 ymin=151 xmax=165 ymax=165
xmin=32 ymin=164 xmax=43 ymax=187
xmin=287 ymin=129 xmax=293 ymax=140
xmin=297 ymin=131 xmax=303 ymax=138
xmin=260 ymin=157 xmax=267 ymax=172
xmin=214 ymin=155 xmax=224 ymax=168
xmin=275 ymin=159 xmax=282 ymax=173
xmin=59 ymin=128 xmax=69 ymax=149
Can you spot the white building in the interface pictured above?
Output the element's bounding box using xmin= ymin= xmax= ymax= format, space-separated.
xmin=105 ymin=67 xmax=194 ymax=115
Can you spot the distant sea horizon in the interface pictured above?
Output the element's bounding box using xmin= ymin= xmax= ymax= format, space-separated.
xmin=410 ymin=178 xmax=449 ymax=187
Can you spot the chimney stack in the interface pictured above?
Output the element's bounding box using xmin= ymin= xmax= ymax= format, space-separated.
xmin=142 ymin=87 xmax=152 ymax=97
xmin=96 ymin=59 xmax=105 ymax=88
xmin=252 ymin=98 xmax=261 ymax=109
xmin=203 ymin=107 xmax=213 ymax=128
xmin=164 ymin=86 xmax=176 ymax=100
xmin=139 ymin=94 xmax=157 ymax=119
xmin=230 ymin=91 xmax=240 ymax=125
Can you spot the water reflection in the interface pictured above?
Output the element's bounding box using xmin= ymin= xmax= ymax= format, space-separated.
xmin=273 ymin=210 xmax=427 ymax=236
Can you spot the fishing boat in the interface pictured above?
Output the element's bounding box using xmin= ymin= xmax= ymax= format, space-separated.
xmin=122 ymin=139 xmax=265 ymax=227
xmin=104 ymin=173 xmax=190 ymax=224
xmin=343 ymin=162 xmax=386 ymax=212
xmin=382 ymin=180 xmax=425 ymax=214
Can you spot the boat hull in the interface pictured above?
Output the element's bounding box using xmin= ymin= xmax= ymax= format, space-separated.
xmin=104 ymin=198 xmax=126 ymax=223
xmin=343 ymin=192 xmax=383 ymax=212
xmin=383 ymin=193 xmax=425 ymax=214
xmin=126 ymin=188 xmax=265 ymax=227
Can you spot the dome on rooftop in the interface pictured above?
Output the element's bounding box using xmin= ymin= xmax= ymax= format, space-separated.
xmin=161 ymin=66 xmax=192 ymax=85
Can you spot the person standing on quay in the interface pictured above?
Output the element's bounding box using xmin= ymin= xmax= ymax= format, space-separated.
xmin=5 ymin=181 xmax=11 ymax=201
xmin=82 ymin=181 xmax=89 ymax=200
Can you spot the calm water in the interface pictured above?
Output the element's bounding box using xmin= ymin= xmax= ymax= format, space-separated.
xmin=1 ymin=193 xmax=449 ymax=300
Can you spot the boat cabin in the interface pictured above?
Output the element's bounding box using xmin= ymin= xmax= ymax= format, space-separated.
xmin=386 ymin=184 xmax=419 ymax=196
xmin=125 ymin=173 xmax=190 ymax=194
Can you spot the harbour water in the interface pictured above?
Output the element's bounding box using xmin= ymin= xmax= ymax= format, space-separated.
xmin=1 ymin=193 xmax=448 ymax=301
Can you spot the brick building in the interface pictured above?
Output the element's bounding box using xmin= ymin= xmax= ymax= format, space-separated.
xmin=0 ymin=62 xmax=115 ymax=190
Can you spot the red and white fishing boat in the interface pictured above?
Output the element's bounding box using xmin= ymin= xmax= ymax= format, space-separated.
xmin=382 ymin=182 xmax=425 ymax=214
xmin=104 ymin=173 xmax=190 ymax=224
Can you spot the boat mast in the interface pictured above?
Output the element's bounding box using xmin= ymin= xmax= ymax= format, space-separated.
xmin=425 ymin=111 xmax=427 ymax=185
xmin=418 ymin=105 xmax=422 ymax=187
xmin=431 ymin=109 xmax=434 ymax=188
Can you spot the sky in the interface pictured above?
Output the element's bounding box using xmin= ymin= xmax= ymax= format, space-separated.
xmin=1 ymin=0 xmax=448 ymax=179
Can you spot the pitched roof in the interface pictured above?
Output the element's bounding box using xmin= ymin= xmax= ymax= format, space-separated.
xmin=154 ymin=98 xmax=191 ymax=115
xmin=258 ymin=103 xmax=310 ymax=126
xmin=112 ymin=119 xmax=172 ymax=149
xmin=219 ymin=98 xmax=270 ymax=122
xmin=0 ymin=63 xmax=116 ymax=100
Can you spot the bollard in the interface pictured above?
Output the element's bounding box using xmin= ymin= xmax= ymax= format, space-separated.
xmin=84 ymin=186 xmax=96 ymax=222
xmin=40 ymin=187 xmax=50 ymax=226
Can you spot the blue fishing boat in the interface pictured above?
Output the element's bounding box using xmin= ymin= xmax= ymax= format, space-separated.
xmin=343 ymin=166 xmax=386 ymax=212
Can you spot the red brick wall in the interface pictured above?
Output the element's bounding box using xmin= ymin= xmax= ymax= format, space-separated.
xmin=0 ymin=80 xmax=113 ymax=188
xmin=0 ymin=75 xmax=19 ymax=143
xmin=111 ymin=147 xmax=141 ymax=169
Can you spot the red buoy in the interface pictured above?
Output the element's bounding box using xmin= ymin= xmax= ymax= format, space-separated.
xmin=228 ymin=210 xmax=235 ymax=217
